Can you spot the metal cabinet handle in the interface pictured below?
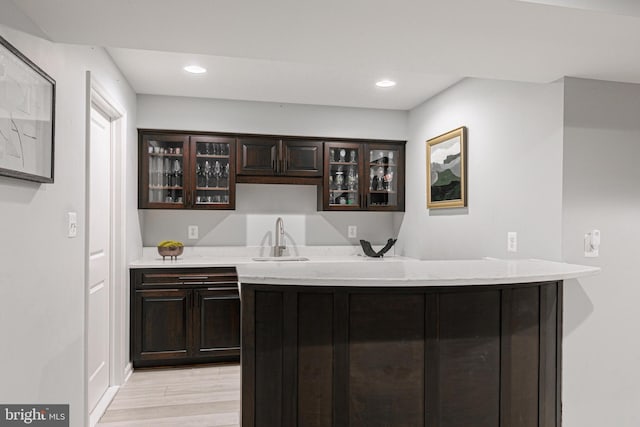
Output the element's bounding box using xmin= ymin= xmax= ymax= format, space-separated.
xmin=179 ymin=276 xmax=209 ymax=280
xmin=207 ymin=287 xmax=239 ymax=291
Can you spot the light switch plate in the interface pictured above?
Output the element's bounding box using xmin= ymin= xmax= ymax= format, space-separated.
xmin=68 ymin=212 xmax=78 ymax=238
xmin=584 ymin=230 xmax=600 ymax=257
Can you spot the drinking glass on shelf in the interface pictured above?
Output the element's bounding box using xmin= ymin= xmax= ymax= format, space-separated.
xmin=163 ymin=158 xmax=170 ymax=186
xmin=213 ymin=161 xmax=221 ymax=188
xmin=223 ymin=163 xmax=230 ymax=188
xmin=173 ymin=159 xmax=182 ymax=187
xmin=330 ymin=149 xmax=335 ymax=162
xmin=196 ymin=163 xmax=202 ymax=187
xmin=339 ymin=149 xmax=346 ymax=162
xmin=335 ymin=172 xmax=344 ymax=190
xmin=385 ymin=167 xmax=394 ymax=191
xmin=350 ymin=150 xmax=357 ymax=163
xmin=347 ymin=166 xmax=356 ymax=190
xmin=204 ymin=160 xmax=211 ymax=188
xmin=376 ymin=167 xmax=385 ymax=190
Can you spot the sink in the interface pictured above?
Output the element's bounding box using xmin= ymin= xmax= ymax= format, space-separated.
xmin=252 ymin=256 xmax=309 ymax=262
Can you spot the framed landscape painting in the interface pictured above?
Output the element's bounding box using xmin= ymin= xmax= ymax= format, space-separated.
xmin=426 ymin=126 xmax=467 ymax=209
xmin=0 ymin=35 xmax=56 ymax=183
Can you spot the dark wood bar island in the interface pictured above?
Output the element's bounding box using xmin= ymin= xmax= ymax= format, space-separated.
xmin=238 ymin=259 xmax=598 ymax=427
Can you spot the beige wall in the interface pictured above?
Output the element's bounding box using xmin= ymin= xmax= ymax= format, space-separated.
xmin=0 ymin=22 xmax=139 ymax=427
xmin=562 ymin=77 xmax=640 ymax=427
xmin=398 ymin=78 xmax=565 ymax=260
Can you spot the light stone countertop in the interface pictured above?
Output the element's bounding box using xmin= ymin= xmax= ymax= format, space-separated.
xmin=130 ymin=246 xmax=600 ymax=287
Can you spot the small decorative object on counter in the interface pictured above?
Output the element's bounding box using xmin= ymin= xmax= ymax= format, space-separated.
xmin=359 ymin=238 xmax=397 ymax=257
xmin=157 ymin=240 xmax=184 ymax=260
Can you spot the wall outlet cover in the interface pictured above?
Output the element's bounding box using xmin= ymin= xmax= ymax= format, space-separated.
xmin=507 ymin=231 xmax=517 ymax=252
xmin=348 ymin=225 xmax=357 ymax=239
xmin=188 ymin=225 xmax=199 ymax=239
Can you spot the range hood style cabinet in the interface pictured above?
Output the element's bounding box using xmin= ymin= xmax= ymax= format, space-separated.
xmin=139 ymin=130 xmax=405 ymax=212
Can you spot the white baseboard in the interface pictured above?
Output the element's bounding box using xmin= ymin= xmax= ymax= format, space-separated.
xmin=89 ymin=386 xmax=119 ymax=427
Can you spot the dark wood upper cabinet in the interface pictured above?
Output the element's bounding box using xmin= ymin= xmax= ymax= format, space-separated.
xmin=365 ymin=143 xmax=405 ymax=211
xmin=322 ymin=141 xmax=364 ymax=210
xmin=138 ymin=130 xmax=236 ymax=210
xmin=139 ymin=129 xmax=405 ymax=211
xmin=282 ymin=139 xmax=323 ymax=177
xmin=236 ymin=137 xmax=279 ymax=176
xmin=139 ymin=132 xmax=190 ymax=209
xmin=321 ymin=141 xmax=405 ymax=211
xmin=237 ymin=137 xmax=323 ymax=179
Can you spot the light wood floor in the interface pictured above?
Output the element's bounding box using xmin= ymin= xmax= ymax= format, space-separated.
xmin=97 ymin=364 xmax=240 ymax=427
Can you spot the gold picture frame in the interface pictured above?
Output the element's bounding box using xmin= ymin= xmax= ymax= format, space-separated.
xmin=426 ymin=126 xmax=467 ymax=209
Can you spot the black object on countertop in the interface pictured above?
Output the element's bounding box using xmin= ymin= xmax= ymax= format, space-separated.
xmin=359 ymin=238 xmax=397 ymax=258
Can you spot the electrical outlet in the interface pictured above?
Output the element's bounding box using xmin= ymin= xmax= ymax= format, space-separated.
xmin=507 ymin=232 xmax=517 ymax=252
xmin=348 ymin=225 xmax=357 ymax=239
xmin=188 ymin=225 xmax=199 ymax=239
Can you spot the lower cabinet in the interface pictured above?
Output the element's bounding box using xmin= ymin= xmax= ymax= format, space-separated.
xmin=131 ymin=267 xmax=240 ymax=368
xmin=193 ymin=288 xmax=241 ymax=357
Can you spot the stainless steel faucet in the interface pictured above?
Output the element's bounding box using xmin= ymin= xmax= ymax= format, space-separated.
xmin=274 ymin=217 xmax=286 ymax=257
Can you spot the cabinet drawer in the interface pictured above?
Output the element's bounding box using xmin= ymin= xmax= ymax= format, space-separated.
xmin=135 ymin=267 xmax=238 ymax=288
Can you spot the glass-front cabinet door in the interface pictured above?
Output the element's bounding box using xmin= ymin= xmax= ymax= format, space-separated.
xmin=140 ymin=133 xmax=189 ymax=208
xmin=191 ymin=135 xmax=235 ymax=209
xmin=139 ymin=131 xmax=236 ymax=210
xmin=365 ymin=143 xmax=405 ymax=211
xmin=323 ymin=142 xmax=363 ymax=210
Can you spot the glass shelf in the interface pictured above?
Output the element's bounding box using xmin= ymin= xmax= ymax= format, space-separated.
xmin=196 ymin=154 xmax=230 ymax=159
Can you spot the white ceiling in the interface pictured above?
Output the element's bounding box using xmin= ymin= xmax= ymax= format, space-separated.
xmin=9 ymin=0 xmax=640 ymax=110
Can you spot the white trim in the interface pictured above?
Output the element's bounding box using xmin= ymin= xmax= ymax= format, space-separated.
xmin=89 ymin=386 xmax=119 ymax=427
xmin=85 ymin=71 xmax=129 ymax=427
xmin=123 ymin=362 xmax=133 ymax=384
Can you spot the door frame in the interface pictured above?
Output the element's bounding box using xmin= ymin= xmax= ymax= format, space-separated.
xmin=84 ymin=71 xmax=129 ymax=426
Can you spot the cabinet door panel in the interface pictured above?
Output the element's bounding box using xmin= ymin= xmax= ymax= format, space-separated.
xmin=194 ymin=289 xmax=241 ymax=356
xmin=323 ymin=142 xmax=364 ymax=210
xmin=237 ymin=138 xmax=278 ymax=175
xmin=139 ymin=133 xmax=190 ymax=209
xmin=134 ymin=289 xmax=191 ymax=361
xmin=190 ymin=135 xmax=236 ymax=209
xmin=365 ymin=143 xmax=405 ymax=211
xmin=283 ymin=140 xmax=323 ymax=177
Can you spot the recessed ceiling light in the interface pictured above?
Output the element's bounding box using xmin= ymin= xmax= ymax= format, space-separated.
xmin=184 ymin=65 xmax=207 ymax=74
xmin=375 ymin=79 xmax=396 ymax=88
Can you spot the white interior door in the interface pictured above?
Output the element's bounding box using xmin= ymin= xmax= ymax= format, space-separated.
xmin=88 ymin=105 xmax=111 ymax=412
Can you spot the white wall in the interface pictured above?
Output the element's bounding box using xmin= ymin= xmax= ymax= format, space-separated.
xmin=138 ymin=95 xmax=408 ymax=247
xmin=0 ymin=22 xmax=139 ymax=427
xmin=562 ymin=77 xmax=640 ymax=427
xmin=397 ymin=78 xmax=565 ymax=260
